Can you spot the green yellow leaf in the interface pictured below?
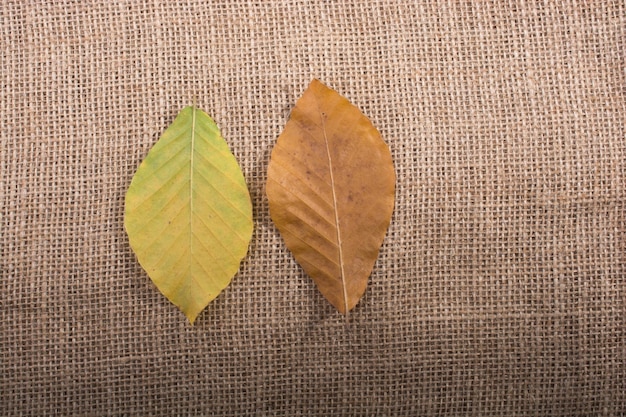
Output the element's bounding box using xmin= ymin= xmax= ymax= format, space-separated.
xmin=266 ymin=79 xmax=395 ymax=315
xmin=125 ymin=106 xmax=252 ymax=324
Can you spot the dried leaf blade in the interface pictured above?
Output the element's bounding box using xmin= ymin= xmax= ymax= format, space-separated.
xmin=267 ymin=79 xmax=395 ymax=314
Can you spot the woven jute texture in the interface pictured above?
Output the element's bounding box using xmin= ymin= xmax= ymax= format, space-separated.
xmin=2 ymin=1 xmax=625 ymax=415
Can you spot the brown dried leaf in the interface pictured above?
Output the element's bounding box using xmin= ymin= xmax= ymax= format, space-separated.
xmin=267 ymin=79 xmax=395 ymax=314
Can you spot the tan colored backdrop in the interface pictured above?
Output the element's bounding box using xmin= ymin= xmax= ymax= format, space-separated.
xmin=2 ymin=1 xmax=625 ymax=415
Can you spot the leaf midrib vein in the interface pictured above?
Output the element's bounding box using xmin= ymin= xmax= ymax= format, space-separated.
xmin=189 ymin=106 xmax=196 ymax=278
xmin=315 ymin=101 xmax=349 ymax=315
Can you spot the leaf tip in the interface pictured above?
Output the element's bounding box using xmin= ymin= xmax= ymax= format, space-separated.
xmin=309 ymin=78 xmax=328 ymax=91
xmin=185 ymin=310 xmax=199 ymax=326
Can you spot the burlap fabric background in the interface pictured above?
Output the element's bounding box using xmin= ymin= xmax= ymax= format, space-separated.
xmin=2 ymin=1 xmax=625 ymax=415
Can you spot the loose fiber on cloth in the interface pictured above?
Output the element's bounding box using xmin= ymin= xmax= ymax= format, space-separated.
xmin=1 ymin=1 xmax=625 ymax=415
